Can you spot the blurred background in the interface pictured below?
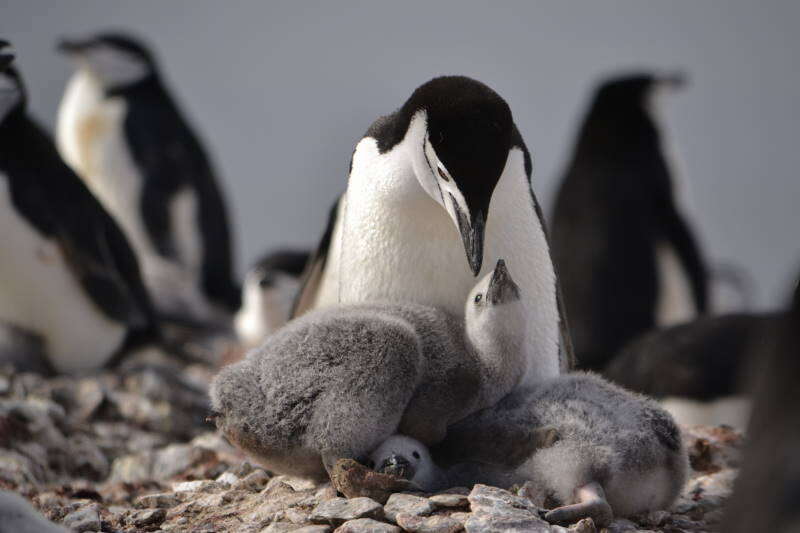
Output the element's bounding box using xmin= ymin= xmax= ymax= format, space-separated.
xmin=4 ymin=0 xmax=798 ymax=309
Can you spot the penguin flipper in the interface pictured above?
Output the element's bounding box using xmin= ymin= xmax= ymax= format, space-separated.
xmin=290 ymin=195 xmax=341 ymax=318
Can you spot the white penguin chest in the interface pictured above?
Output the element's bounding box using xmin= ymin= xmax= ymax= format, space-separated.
xmin=0 ymin=173 xmax=126 ymax=372
xmin=327 ymin=147 xmax=561 ymax=382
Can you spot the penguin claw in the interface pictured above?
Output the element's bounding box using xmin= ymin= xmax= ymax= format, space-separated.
xmin=544 ymin=498 xmax=613 ymax=528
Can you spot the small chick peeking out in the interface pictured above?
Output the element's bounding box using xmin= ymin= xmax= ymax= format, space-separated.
xmin=210 ymin=258 xmax=529 ymax=482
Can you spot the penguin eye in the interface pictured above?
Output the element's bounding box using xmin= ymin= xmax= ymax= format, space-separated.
xmin=437 ymin=167 xmax=450 ymax=182
xmin=258 ymin=273 xmax=275 ymax=288
xmin=474 ymin=293 xmax=483 ymax=304
xmin=366 ymin=459 xmax=375 ymax=469
xmin=412 ymin=451 xmax=420 ymax=459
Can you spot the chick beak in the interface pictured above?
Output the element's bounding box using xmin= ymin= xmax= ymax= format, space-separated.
xmin=378 ymin=454 xmax=415 ymax=480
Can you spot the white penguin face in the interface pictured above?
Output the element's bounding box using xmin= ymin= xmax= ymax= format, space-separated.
xmin=408 ymin=111 xmax=472 ymax=236
xmin=466 ymin=259 xmax=525 ymax=344
xmin=0 ymin=72 xmax=21 ymax=121
xmin=368 ymin=435 xmax=439 ymax=490
xmin=234 ymin=268 xmax=300 ymax=346
xmin=76 ymin=45 xmax=150 ymax=88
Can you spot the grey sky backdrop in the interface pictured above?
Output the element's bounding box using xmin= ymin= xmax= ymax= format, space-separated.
xmin=3 ymin=1 xmax=798 ymax=309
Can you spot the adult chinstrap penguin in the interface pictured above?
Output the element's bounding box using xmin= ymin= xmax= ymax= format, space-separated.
xmin=293 ymin=75 xmax=574 ymax=384
xmin=432 ymin=372 xmax=688 ymax=526
xmin=234 ymin=249 xmax=310 ymax=347
xmin=551 ymin=71 xmax=709 ymax=371
xmin=211 ymin=259 xmax=530 ymax=481
xmin=0 ymin=46 xmax=160 ymax=373
xmin=56 ymin=32 xmax=239 ymax=324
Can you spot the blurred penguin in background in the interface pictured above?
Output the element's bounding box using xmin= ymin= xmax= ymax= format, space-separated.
xmin=551 ymin=72 xmax=709 ymax=371
xmin=234 ymin=249 xmax=309 ymax=347
xmin=722 ymin=276 xmax=800 ymax=533
xmin=55 ymin=32 xmax=239 ymax=327
xmin=0 ymin=43 xmax=161 ymax=374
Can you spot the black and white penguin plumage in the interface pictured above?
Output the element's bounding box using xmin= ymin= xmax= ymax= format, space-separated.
xmin=55 ymin=32 xmax=239 ymax=323
xmin=234 ymin=249 xmax=310 ymax=347
xmin=211 ymin=259 xmax=531 ymax=481
xmin=722 ymin=279 xmax=800 ymax=533
xmin=0 ymin=45 xmax=160 ymax=373
xmin=604 ymin=312 xmax=782 ymax=428
xmin=293 ymin=76 xmax=574 ymax=384
xmin=551 ymin=72 xmax=709 ymax=371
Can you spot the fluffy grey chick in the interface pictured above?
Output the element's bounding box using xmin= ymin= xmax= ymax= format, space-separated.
xmin=0 ymin=491 xmax=69 ymax=533
xmin=210 ymin=259 xmax=528 ymax=481
xmin=367 ymin=435 xmax=444 ymax=490
xmin=434 ymin=372 xmax=688 ymax=526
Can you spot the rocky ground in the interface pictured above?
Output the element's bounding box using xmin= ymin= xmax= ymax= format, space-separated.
xmin=0 ymin=351 xmax=742 ymax=533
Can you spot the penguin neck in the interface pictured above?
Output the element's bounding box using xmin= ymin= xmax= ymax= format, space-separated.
xmin=466 ymin=307 xmax=526 ymax=408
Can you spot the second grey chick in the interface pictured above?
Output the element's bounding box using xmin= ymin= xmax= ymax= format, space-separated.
xmin=434 ymin=372 xmax=688 ymax=526
xmin=210 ymin=259 xmax=528 ymax=481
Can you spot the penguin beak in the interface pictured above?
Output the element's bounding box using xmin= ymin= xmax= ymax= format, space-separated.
xmin=454 ymin=204 xmax=486 ymax=276
xmin=378 ymin=454 xmax=415 ymax=480
xmin=486 ymin=259 xmax=520 ymax=305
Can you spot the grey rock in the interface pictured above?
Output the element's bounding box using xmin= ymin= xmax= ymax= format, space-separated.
xmin=61 ymin=505 xmax=101 ymax=532
xmin=109 ymin=452 xmax=154 ymax=483
xmin=465 ymin=484 xmax=549 ymax=533
xmin=293 ymin=526 xmax=333 ymax=533
xmin=234 ymin=469 xmax=271 ymax=491
xmin=171 ymin=480 xmax=222 ymax=493
xmin=134 ymin=492 xmax=182 ymax=509
xmin=334 ymin=518 xmax=401 ymax=533
xmin=215 ymin=471 xmax=240 ymax=486
xmin=568 ymin=518 xmax=596 ymax=533
xmin=600 ymin=518 xmax=637 ymax=532
xmin=130 ymin=508 xmax=166 ymax=528
xmin=152 ymin=443 xmax=214 ymax=480
xmin=383 ymin=493 xmax=434 ymax=522
xmin=429 ymin=493 xmax=469 ymax=510
xmin=396 ymin=513 xmax=463 ymax=533
xmin=310 ymin=497 xmax=384 ymax=526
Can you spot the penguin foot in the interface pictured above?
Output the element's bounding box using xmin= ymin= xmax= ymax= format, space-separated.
xmin=544 ymin=482 xmax=613 ymax=528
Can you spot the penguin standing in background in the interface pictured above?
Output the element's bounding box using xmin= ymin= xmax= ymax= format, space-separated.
xmin=551 ymin=72 xmax=708 ymax=371
xmin=0 ymin=44 xmax=160 ymax=374
xmin=234 ymin=249 xmax=309 ymax=347
xmin=55 ymin=32 xmax=239 ymax=324
xmin=293 ymin=76 xmax=574 ymax=384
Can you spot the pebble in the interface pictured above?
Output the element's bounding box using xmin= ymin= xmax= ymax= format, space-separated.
xmin=334 ymin=518 xmax=401 ymax=533
xmin=135 ymin=492 xmax=182 ymax=509
xmin=310 ymin=497 xmax=384 ymax=526
xmin=61 ymin=506 xmax=101 ymax=532
xmin=383 ymin=493 xmax=434 ymax=522
xmin=428 ymin=493 xmax=469 ymax=509
xmin=130 ymin=508 xmax=167 ymax=528
xmin=465 ymin=484 xmax=550 ymax=533
xmin=395 ymin=513 xmax=463 ymax=533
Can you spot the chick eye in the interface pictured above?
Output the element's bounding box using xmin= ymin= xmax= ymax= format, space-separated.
xmin=474 ymin=293 xmax=483 ymax=304
xmin=258 ymin=273 xmax=274 ymax=288
xmin=437 ymin=167 xmax=450 ymax=182
xmin=413 ymin=451 xmax=420 ymax=459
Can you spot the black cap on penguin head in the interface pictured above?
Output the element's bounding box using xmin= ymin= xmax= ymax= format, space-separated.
xmin=594 ymin=70 xmax=688 ymax=110
xmin=405 ymin=76 xmax=514 ymax=275
xmin=0 ymin=41 xmax=27 ymax=113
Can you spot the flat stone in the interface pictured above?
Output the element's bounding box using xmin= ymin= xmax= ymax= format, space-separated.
xmin=334 ymin=518 xmax=401 ymax=533
xmin=601 ymin=518 xmax=637 ymax=532
xmin=568 ymin=518 xmax=596 ymax=533
xmin=130 ymin=508 xmax=167 ymax=528
xmin=216 ymin=471 xmax=240 ymax=486
xmin=429 ymin=493 xmax=469 ymax=509
xmin=171 ymin=480 xmax=222 ymax=493
xmin=294 ymin=526 xmax=333 ymax=533
xmin=310 ymin=497 xmax=384 ymax=526
xmin=135 ymin=492 xmax=182 ymax=509
xmin=465 ymin=485 xmax=549 ymax=533
xmin=383 ymin=493 xmax=434 ymax=522
xmin=396 ymin=513 xmax=463 ymax=533
xmin=329 ymin=459 xmax=418 ymax=504
xmin=109 ymin=453 xmax=153 ymax=483
xmin=234 ymin=469 xmax=271 ymax=491
xmin=152 ymin=443 xmax=215 ymax=480
xmin=62 ymin=506 xmax=101 ymax=532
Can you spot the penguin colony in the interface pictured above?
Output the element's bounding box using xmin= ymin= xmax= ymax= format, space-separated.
xmin=0 ymin=30 xmax=792 ymax=527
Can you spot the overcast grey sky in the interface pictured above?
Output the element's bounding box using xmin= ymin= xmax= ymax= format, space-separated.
xmin=3 ymin=1 xmax=798 ymax=309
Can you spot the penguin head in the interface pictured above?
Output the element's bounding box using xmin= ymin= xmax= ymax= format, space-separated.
xmin=466 ymin=258 xmax=524 ymax=344
xmin=595 ymin=71 xmax=686 ymax=108
xmin=368 ymin=435 xmax=438 ymax=489
xmin=57 ymin=32 xmax=156 ymax=91
xmin=404 ymin=76 xmax=514 ymax=276
xmin=0 ymin=40 xmax=25 ymax=121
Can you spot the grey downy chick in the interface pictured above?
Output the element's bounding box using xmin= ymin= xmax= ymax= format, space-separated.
xmin=210 ymin=259 xmax=528 ymax=481
xmin=433 ymin=372 xmax=688 ymax=526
